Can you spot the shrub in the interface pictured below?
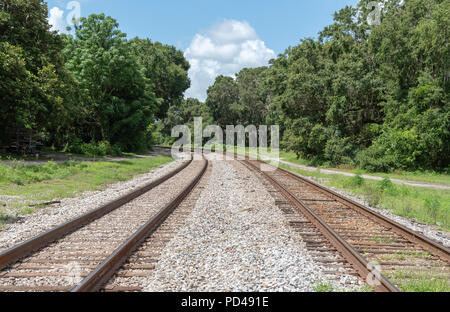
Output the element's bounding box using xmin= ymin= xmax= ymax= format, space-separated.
xmin=377 ymin=178 xmax=398 ymax=196
xmin=357 ymin=144 xmax=396 ymax=172
xmin=80 ymin=141 xmax=110 ymax=158
xmin=65 ymin=137 xmax=84 ymax=155
xmin=324 ymin=136 xmax=355 ymax=166
xmin=350 ymin=174 xmax=364 ymax=187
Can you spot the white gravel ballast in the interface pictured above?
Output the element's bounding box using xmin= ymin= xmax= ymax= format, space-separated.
xmin=144 ymin=158 xmax=351 ymax=292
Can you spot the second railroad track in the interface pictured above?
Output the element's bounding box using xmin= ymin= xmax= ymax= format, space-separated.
xmin=242 ymin=159 xmax=450 ymax=292
xmin=0 ymin=153 xmax=208 ymax=292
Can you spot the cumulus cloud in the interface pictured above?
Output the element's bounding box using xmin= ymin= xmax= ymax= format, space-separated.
xmin=48 ymin=7 xmax=67 ymax=33
xmin=184 ymin=20 xmax=275 ymax=101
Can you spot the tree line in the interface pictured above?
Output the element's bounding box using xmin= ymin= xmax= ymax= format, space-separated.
xmin=0 ymin=0 xmax=190 ymax=155
xmin=1 ymin=0 xmax=448 ymax=172
xmin=176 ymin=0 xmax=448 ymax=172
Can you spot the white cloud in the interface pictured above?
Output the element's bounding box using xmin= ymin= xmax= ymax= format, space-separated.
xmin=184 ymin=20 xmax=275 ymax=101
xmin=49 ymin=7 xmax=67 ymax=33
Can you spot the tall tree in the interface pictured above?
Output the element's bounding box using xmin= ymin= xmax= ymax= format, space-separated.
xmin=205 ymin=75 xmax=240 ymax=127
xmin=63 ymin=14 xmax=157 ymax=151
xmin=131 ymin=38 xmax=190 ymax=120
xmin=0 ymin=0 xmax=76 ymax=147
xmin=236 ymin=67 xmax=270 ymax=126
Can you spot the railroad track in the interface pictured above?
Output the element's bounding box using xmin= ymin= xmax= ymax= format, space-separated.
xmin=242 ymin=159 xmax=450 ymax=292
xmin=104 ymin=162 xmax=212 ymax=291
xmin=0 ymin=154 xmax=208 ymax=292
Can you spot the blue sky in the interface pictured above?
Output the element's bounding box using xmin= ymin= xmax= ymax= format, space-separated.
xmin=47 ymin=0 xmax=359 ymax=100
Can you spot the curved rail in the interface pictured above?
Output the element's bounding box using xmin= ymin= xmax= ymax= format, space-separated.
xmin=273 ymin=163 xmax=450 ymax=262
xmin=241 ymin=160 xmax=399 ymax=292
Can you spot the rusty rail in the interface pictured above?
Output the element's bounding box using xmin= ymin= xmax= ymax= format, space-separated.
xmin=242 ymin=160 xmax=400 ymax=292
xmin=274 ymin=164 xmax=450 ymax=263
xmin=243 ymin=159 xmax=450 ymax=292
xmin=72 ymin=156 xmax=208 ymax=292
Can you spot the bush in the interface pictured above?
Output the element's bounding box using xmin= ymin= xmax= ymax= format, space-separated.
xmin=324 ymin=136 xmax=355 ymax=166
xmin=377 ymin=178 xmax=397 ymax=196
xmin=357 ymin=144 xmax=396 ymax=172
xmin=350 ymin=174 xmax=364 ymax=187
xmin=64 ymin=138 xmax=122 ymax=157
xmin=81 ymin=141 xmax=111 ymax=158
xmin=362 ymin=184 xmax=382 ymax=208
xmin=64 ymin=137 xmax=84 ymax=155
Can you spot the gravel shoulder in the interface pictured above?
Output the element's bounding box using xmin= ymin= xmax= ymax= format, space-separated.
xmin=0 ymin=157 xmax=184 ymax=252
xmin=144 ymin=157 xmax=361 ymax=292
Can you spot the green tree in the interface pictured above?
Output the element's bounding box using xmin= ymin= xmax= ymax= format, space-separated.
xmin=358 ymin=0 xmax=450 ymax=171
xmin=131 ymin=38 xmax=190 ymax=120
xmin=163 ymin=98 xmax=213 ymax=142
xmin=0 ymin=0 xmax=76 ymax=147
xmin=63 ymin=14 xmax=157 ymax=151
xmin=236 ymin=67 xmax=270 ymax=126
xmin=205 ymin=75 xmax=240 ymax=127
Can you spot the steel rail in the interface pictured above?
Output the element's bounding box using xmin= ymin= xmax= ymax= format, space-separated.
xmin=242 ymin=160 xmax=399 ymax=292
xmin=72 ymin=156 xmax=208 ymax=292
xmin=270 ymin=162 xmax=450 ymax=263
xmin=0 ymin=158 xmax=193 ymax=271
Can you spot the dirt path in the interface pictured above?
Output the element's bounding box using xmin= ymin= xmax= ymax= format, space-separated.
xmin=0 ymin=147 xmax=172 ymax=166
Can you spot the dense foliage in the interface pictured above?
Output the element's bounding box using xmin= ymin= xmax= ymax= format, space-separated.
xmin=1 ymin=0 xmax=448 ymax=172
xmin=0 ymin=0 xmax=78 ymax=148
xmin=204 ymin=0 xmax=449 ymax=172
xmin=0 ymin=1 xmax=190 ymax=154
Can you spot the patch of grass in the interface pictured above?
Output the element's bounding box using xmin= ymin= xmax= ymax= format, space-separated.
xmin=19 ymin=207 xmax=35 ymax=215
xmin=276 ymin=164 xmax=450 ymax=231
xmin=424 ymin=196 xmax=441 ymax=224
xmin=391 ymin=271 xmax=450 ymax=292
xmin=393 ymin=251 xmax=432 ymax=260
xmin=278 ymin=151 xmax=311 ymax=166
xmin=314 ymin=282 xmax=335 ymax=292
xmin=371 ymin=236 xmax=395 ymax=244
xmin=0 ymin=156 xmax=173 ymax=216
xmin=0 ymin=160 xmax=83 ymax=186
xmin=0 ymin=211 xmax=12 ymax=228
xmin=349 ymin=174 xmax=365 ymax=187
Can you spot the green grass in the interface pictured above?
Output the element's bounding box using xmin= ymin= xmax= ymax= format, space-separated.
xmin=313 ymin=281 xmax=375 ymax=292
xmin=0 ymin=156 xmax=173 ymax=226
xmin=391 ymin=271 xmax=450 ymax=292
xmin=277 ymin=150 xmax=450 ymax=186
xmin=313 ymin=282 xmax=335 ymax=292
xmin=370 ymin=236 xmax=395 ymax=244
xmin=277 ymin=164 xmax=450 ymax=231
xmin=389 ymin=251 xmax=432 ymax=261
